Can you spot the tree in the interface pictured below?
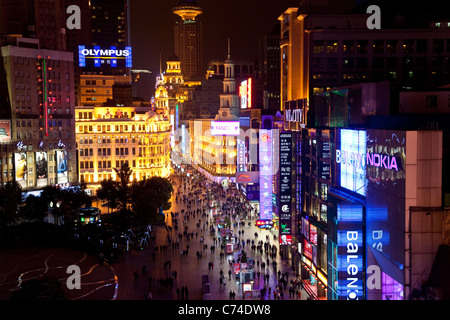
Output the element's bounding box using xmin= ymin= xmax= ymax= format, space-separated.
xmin=113 ymin=162 xmax=132 ymax=211
xmin=0 ymin=180 xmax=23 ymax=227
xmin=96 ymin=179 xmax=120 ymax=212
xmin=20 ymin=194 xmax=47 ymax=222
xmin=130 ymin=177 xmax=173 ymax=226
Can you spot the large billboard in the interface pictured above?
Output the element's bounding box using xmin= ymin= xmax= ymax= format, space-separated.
xmin=35 ymin=151 xmax=48 ymax=187
xmin=336 ymin=129 xmax=367 ymax=196
xmin=78 ymin=45 xmax=132 ymax=68
xmin=279 ymin=131 xmax=292 ymax=246
xmin=259 ymin=130 xmax=273 ymax=220
xmin=239 ymin=78 xmax=252 ymax=109
xmin=337 ymin=203 xmax=364 ymax=300
xmin=56 ymin=150 xmax=68 ymax=185
xmin=14 ymin=152 xmax=27 ymax=188
xmin=365 ymin=130 xmax=406 ymax=300
xmin=0 ymin=120 xmax=11 ymax=142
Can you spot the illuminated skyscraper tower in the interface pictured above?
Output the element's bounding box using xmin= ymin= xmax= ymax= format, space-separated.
xmin=172 ymin=0 xmax=203 ymax=80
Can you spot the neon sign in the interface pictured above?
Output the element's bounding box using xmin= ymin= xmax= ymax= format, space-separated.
xmin=210 ymin=121 xmax=240 ymax=136
xmin=78 ymin=45 xmax=132 ymax=68
xmin=239 ymin=78 xmax=252 ymax=109
xmin=285 ymin=109 xmax=303 ymax=122
xmin=255 ymin=219 xmax=274 ymax=229
xmin=366 ymin=153 xmax=398 ymax=171
xmin=337 ymin=204 xmax=364 ymax=300
xmin=259 ymin=129 xmax=273 ymax=220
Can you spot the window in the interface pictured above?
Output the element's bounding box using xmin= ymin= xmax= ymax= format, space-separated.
xmin=426 ymin=95 xmax=438 ymax=108
xmin=326 ymin=41 xmax=338 ymax=54
xmin=313 ymin=41 xmax=325 ymax=54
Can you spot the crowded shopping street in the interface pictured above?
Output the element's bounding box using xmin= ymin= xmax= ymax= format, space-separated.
xmin=112 ymin=165 xmax=310 ymax=300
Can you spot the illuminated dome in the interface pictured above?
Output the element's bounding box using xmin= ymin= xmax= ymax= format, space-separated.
xmin=172 ymin=0 xmax=202 ymax=20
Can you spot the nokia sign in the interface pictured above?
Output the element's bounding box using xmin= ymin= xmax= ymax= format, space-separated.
xmin=366 ymin=153 xmax=399 ymax=171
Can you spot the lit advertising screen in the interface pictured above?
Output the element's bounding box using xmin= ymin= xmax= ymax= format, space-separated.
xmin=0 ymin=120 xmax=11 ymax=142
xmin=303 ymin=239 xmax=313 ymax=260
xmin=337 ymin=204 xmax=364 ymax=300
xmin=237 ymin=139 xmax=246 ymax=172
xmin=239 ymin=78 xmax=252 ymax=109
xmin=56 ymin=150 xmax=68 ymax=185
xmin=259 ymin=130 xmax=273 ymax=220
xmin=35 ymin=151 xmax=48 ymax=187
xmin=280 ymin=234 xmax=292 ymax=245
xmin=336 ymin=129 xmax=367 ymax=196
xmin=78 ymin=45 xmax=132 ymax=68
xmin=365 ymin=130 xmax=406 ymax=300
xmin=279 ymin=132 xmax=292 ymax=245
xmin=211 ymin=121 xmax=240 ymax=136
xmin=14 ymin=152 xmax=27 ymax=188
xmin=310 ymin=224 xmax=318 ymax=246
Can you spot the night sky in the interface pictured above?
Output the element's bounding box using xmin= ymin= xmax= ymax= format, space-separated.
xmin=130 ymin=0 xmax=299 ymax=97
xmin=129 ymin=0 xmax=445 ymax=99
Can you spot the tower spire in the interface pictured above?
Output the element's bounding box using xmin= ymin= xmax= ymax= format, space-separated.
xmin=227 ymin=38 xmax=231 ymax=60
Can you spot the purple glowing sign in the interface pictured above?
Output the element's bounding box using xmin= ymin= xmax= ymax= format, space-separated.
xmin=259 ymin=129 xmax=273 ymax=220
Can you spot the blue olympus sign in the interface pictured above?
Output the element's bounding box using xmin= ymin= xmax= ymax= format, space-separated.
xmin=78 ymin=45 xmax=132 ymax=68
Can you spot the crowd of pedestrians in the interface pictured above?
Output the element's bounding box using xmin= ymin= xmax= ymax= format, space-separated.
xmin=131 ymin=165 xmax=309 ymax=300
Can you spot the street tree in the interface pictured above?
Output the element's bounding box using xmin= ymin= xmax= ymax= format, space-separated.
xmin=0 ymin=180 xmax=23 ymax=227
xmin=130 ymin=177 xmax=173 ymax=226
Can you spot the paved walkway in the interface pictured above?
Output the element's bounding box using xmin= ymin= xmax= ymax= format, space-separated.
xmin=112 ymin=171 xmax=309 ymax=301
xmin=0 ymin=168 xmax=310 ymax=301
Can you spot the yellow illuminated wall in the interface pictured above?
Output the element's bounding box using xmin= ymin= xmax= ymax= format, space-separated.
xmin=80 ymin=74 xmax=131 ymax=106
xmin=75 ymin=105 xmax=171 ymax=192
xmin=190 ymin=119 xmax=237 ymax=179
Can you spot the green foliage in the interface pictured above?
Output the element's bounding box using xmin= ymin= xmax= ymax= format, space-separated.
xmin=130 ymin=177 xmax=173 ymax=226
xmin=0 ymin=181 xmax=23 ymax=227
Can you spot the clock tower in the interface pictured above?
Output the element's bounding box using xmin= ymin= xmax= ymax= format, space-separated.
xmin=215 ymin=39 xmax=240 ymax=121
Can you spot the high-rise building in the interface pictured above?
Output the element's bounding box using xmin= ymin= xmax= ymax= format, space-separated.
xmin=278 ymin=1 xmax=450 ymax=125
xmin=90 ymin=0 xmax=130 ymax=47
xmin=0 ymin=0 xmax=66 ymax=51
xmin=173 ymin=0 xmax=203 ymax=80
xmin=258 ymin=25 xmax=281 ymax=110
xmin=72 ymin=0 xmax=132 ymax=105
xmin=0 ymin=39 xmax=77 ymax=190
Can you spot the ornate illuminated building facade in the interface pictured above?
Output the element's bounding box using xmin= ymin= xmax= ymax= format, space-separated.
xmin=189 ymin=42 xmax=239 ymax=183
xmin=75 ymin=105 xmax=171 ymax=192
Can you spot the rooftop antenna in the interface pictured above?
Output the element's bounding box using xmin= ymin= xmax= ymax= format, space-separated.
xmin=227 ymin=38 xmax=231 ymax=59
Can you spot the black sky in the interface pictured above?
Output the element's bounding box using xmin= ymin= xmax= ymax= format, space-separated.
xmin=129 ymin=0 xmax=446 ymax=99
xmin=130 ymin=0 xmax=299 ymax=88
